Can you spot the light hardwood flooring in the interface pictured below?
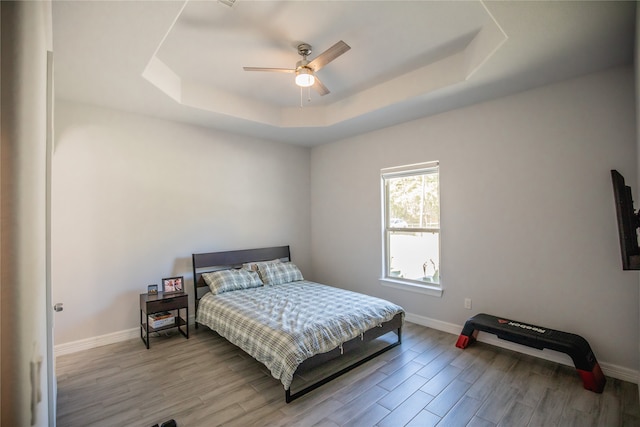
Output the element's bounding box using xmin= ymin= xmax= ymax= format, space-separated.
xmin=56 ymin=322 xmax=640 ymax=426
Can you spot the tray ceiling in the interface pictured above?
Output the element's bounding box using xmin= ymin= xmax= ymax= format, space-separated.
xmin=52 ymin=1 xmax=635 ymax=146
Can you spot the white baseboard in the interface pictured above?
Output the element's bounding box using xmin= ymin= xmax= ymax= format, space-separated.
xmin=405 ymin=312 xmax=639 ymax=384
xmin=55 ymin=312 xmax=639 ymax=384
xmin=54 ymin=314 xmax=198 ymax=357
xmin=54 ymin=327 xmax=139 ymax=357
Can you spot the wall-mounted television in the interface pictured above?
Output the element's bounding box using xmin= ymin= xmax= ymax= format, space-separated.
xmin=611 ymin=170 xmax=640 ymax=270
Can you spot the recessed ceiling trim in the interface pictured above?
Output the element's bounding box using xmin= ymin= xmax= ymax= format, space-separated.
xmin=465 ymin=0 xmax=509 ymax=79
xmin=142 ymin=57 xmax=182 ymax=102
xmin=144 ymin=0 xmax=189 ymax=63
xmin=181 ymin=80 xmax=281 ymax=125
xmin=318 ymin=52 xmax=468 ymax=126
xmin=142 ymin=0 xmax=507 ymax=130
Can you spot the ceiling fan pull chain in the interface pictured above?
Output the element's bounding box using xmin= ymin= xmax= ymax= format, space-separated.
xmin=307 ymin=86 xmax=311 ymax=103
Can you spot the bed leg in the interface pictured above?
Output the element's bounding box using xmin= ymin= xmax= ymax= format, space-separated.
xmin=285 ymin=389 xmax=291 ymax=403
xmin=397 ymin=327 xmax=402 ymax=344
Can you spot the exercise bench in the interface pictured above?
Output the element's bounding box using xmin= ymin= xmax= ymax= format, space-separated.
xmin=455 ymin=313 xmax=606 ymax=393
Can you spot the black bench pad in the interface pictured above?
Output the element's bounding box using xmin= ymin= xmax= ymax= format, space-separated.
xmin=455 ymin=313 xmax=605 ymax=393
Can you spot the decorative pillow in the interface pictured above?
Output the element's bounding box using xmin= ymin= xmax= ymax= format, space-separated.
xmin=256 ymin=261 xmax=303 ymax=285
xmin=242 ymin=258 xmax=281 ymax=271
xmin=201 ymin=269 xmax=263 ymax=295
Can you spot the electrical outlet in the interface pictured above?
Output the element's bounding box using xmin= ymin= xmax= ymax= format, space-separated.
xmin=464 ymin=298 xmax=472 ymax=310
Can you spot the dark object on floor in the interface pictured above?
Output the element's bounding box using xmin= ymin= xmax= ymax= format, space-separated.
xmin=161 ymin=421 xmax=177 ymax=427
xmin=455 ymin=313 xmax=606 ymax=393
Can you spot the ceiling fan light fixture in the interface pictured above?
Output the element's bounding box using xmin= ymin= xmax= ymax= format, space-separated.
xmin=244 ymin=40 xmax=350 ymax=97
xmin=295 ymin=68 xmax=315 ymax=87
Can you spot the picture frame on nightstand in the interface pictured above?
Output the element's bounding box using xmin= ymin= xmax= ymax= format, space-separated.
xmin=162 ymin=276 xmax=184 ymax=294
xmin=147 ymin=284 xmax=158 ymax=295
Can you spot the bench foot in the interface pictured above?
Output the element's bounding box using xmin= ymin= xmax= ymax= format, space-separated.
xmin=455 ymin=331 xmax=476 ymax=349
xmin=577 ymin=363 xmax=606 ymax=393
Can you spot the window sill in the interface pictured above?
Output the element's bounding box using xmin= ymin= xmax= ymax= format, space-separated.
xmin=379 ymin=278 xmax=443 ymax=297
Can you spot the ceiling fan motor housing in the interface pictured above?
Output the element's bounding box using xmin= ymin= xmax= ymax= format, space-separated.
xmin=295 ymin=59 xmax=311 ymax=71
xmin=297 ymin=43 xmax=312 ymax=58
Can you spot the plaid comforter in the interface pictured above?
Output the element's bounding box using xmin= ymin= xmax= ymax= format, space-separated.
xmin=196 ymin=280 xmax=404 ymax=389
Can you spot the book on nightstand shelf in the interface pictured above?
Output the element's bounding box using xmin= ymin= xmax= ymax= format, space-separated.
xmin=148 ymin=311 xmax=175 ymax=328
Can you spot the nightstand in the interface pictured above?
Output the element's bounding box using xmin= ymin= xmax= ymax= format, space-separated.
xmin=140 ymin=292 xmax=188 ymax=349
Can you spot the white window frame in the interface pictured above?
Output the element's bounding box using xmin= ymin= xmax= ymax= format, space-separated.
xmin=380 ymin=161 xmax=443 ymax=297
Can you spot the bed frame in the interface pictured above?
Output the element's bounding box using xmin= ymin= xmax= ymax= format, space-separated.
xmin=192 ymin=245 xmax=403 ymax=403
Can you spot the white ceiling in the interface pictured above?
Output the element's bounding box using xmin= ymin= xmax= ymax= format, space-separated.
xmin=52 ymin=1 xmax=635 ymax=146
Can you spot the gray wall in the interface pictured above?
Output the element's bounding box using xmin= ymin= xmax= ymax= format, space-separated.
xmin=52 ymin=101 xmax=311 ymax=344
xmin=52 ymin=66 xmax=639 ymax=377
xmin=310 ymin=66 xmax=639 ymax=373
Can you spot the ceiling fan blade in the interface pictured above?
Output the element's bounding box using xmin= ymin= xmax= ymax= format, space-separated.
xmin=308 ymin=40 xmax=351 ymax=72
xmin=243 ymin=67 xmax=295 ymax=73
xmin=312 ymin=76 xmax=330 ymax=96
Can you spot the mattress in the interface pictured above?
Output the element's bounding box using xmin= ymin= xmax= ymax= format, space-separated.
xmin=196 ymin=280 xmax=404 ymax=389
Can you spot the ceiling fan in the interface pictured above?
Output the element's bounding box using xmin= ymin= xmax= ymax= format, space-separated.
xmin=243 ymin=40 xmax=351 ymax=96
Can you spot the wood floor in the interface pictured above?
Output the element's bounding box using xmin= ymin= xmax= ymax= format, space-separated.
xmin=56 ymin=322 xmax=640 ymax=427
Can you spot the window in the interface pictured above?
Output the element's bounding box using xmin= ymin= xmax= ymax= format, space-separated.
xmin=381 ymin=162 xmax=440 ymax=293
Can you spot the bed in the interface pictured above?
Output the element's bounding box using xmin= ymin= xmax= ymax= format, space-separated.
xmin=192 ymin=245 xmax=404 ymax=403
